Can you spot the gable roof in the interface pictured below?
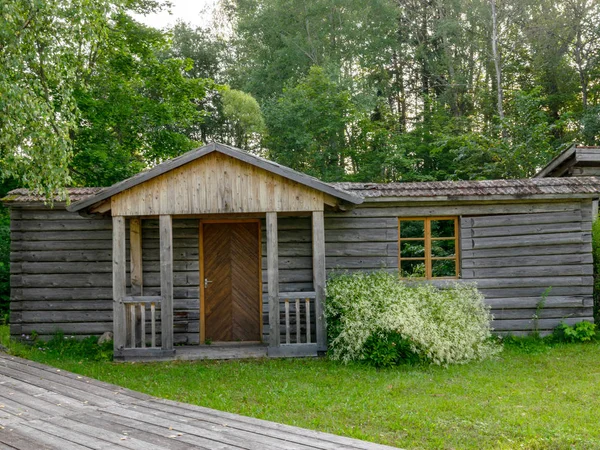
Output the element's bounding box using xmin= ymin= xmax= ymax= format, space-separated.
xmin=334 ymin=177 xmax=600 ymax=201
xmin=535 ymin=145 xmax=600 ymax=178
xmin=67 ymin=142 xmax=363 ymax=212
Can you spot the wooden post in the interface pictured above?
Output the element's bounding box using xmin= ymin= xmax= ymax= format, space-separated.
xmin=160 ymin=215 xmax=174 ymax=351
xmin=266 ymin=212 xmax=280 ymax=347
xmin=312 ymin=210 xmax=327 ymax=352
xmin=130 ymin=218 xmax=143 ymax=296
xmin=130 ymin=218 xmax=143 ymax=346
xmin=112 ymin=216 xmax=126 ymax=354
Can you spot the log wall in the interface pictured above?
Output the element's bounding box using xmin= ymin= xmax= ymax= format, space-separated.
xmin=8 ymin=198 xmax=595 ymax=342
xmin=322 ymin=199 xmax=594 ymax=334
xmin=9 ymin=208 xmax=201 ymax=343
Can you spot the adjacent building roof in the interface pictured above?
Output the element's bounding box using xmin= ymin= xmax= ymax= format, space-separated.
xmin=334 ymin=177 xmax=600 ymax=201
xmin=2 ymin=187 xmax=102 ymax=204
xmin=535 ymin=145 xmax=600 ymax=178
xmin=67 ymin=142 xmax=363 ymax=212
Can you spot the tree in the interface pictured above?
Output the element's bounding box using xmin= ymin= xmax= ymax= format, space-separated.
xmin=0 ymin=0 xmax=166 ymax=197
xmin=221 ymin=88 xmax=265 ymax=151
xmin=70 ymin=14 xmax=211 ymax=187
xmin=263 ymin=67 xmax=355 ymax=180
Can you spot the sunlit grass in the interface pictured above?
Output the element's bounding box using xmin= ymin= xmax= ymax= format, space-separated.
xmin=2 ymin=326 xmax=599 ymax=449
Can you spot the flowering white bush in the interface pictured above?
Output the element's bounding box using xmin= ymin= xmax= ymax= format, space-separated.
xmin=326 ymin=271 xmax=500 ymax=366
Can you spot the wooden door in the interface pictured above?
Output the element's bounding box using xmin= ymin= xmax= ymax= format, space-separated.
xmin=202 ymin=221 xmax=261 ymax=342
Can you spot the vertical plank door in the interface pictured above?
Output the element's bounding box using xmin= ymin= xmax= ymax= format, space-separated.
xmin=203 ymin=222 xmax=261 ymax=342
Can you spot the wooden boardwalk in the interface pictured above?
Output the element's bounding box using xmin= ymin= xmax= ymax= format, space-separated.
xmin=0 ymin=353 xmax=399 ymax=450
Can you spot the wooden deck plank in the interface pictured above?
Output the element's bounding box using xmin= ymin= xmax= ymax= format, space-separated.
xmin=102 ymin=405 xmax=313 ymax=450
xmin=0 ymin=428 xmax=57 ymax=450
xmin=130 ymin=398 xmax=370 ymax=450
xmin=2 ymin=422 xmax=91 ymax=450
xmin=0 ymin=353 xmax=400 ymax=450
xmin=69 ymin=411 xmax=213 ymax=450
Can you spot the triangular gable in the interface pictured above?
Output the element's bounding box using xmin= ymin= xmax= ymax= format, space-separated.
xmin=68 ymin=143 xmax=362 ymax=216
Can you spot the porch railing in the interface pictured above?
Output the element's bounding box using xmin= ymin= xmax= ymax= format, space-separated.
xmin=281 ymin=292 xmax=315 ymax=345
xmin=268 ymin=292 xmax=318 ymax=357
xmin=122 ymin=296 xmax=161 ymax=349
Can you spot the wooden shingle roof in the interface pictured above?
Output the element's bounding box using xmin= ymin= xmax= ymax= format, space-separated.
xmin=333 ymin=177 xmax=600 ymax=201
xmin=2 ymin=187 xmax=102 ymax=204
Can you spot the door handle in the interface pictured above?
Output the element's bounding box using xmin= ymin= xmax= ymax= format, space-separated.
xmin=204 ymin=278 xmax=213 ymax=289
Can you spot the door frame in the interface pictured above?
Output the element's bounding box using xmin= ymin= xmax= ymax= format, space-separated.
xmin=199 ymin=219 xmax=263 ymax=343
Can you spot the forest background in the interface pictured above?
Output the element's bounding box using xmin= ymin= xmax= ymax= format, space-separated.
xmin=1 ymin=0 xmax=600 ymax=313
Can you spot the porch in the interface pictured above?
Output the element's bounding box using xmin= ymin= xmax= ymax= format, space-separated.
xmin=66 ymin=143 xmax=362 ymax=361
xmin=111 ymin=212 xmax=326 ymax=361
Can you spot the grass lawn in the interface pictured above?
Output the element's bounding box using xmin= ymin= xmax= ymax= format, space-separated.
xmin=1 ymin=326 xmax=599 ymax=450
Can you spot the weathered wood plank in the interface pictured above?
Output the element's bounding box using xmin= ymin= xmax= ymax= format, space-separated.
xmin=130 ymin=218 xmax=143 ymax=297
xmin=11 ymin=250 xmax=113 ymax=263
xmin=480 ymin=286 xmax=592 ymax=298
xmin=324 ymin=217 xmax=398 ymax=229
xmin=112 ymin=216 xmax=126 ymax=353
xmin=491 ymin=307 xmax=592 ymax=320
xmin=11 ymin=219 xmax=112 ymax=232
xmin=20 ymin=311 xmax=113 ymax=323
xmin=312 ymin=211 xmax=327 ymax=352
xmin=159 ymin=215 xmax=174 ymax=351
xmin=463 ymin=221 xmax=582 ymax=239
xmin=462 ymin=232 xmax=586 ymax=250
xmin=460 ymin=243 xmax=590 ymax=259
xmin=492 ymin=316 xmax=591 ymax=332
xmin=11 ymin=230 xmax=113 ymax=241
xmin=462 ymin=265 xmax=593 ymax=279
xmin=336 ymin=201 xmax=580 ymax=218
xmin=267 ymin=212 xmax=280 ymax=347
xmin=11 ymin=239 xmax=111 ymax=251
xmin=324 ymin=228 xmax=397 ymax=243
xmin=460 ymin=210 xmax=582 ymax=228
xmin=485 ymin=296 xmax=593 ymax=309
xmin=462 ymin=253 xmax=592 ymax=268
xmin=474 ymin=276 xmax=593 ymax=289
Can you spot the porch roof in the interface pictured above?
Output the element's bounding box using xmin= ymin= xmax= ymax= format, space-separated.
xmin=66 ymin=142 xmax=363 ymax=214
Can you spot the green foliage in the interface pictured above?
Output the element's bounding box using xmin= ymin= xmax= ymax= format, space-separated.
xmin=362 ymin=331 xmax=420 ymax=368
xmin=221 ymin=87 xmax=265 ymax=150
xmin=213 ymin=0 xmax=600 ymax=183
xmin=264 ymin=67 xmax=355 ymax=181
xmin=553 ymin=321 xmax=597 ymax=343
xmin=326 ymin=271 xmax=500 ymax=366
xmin=0 ymin=0 xmax=147 ymax=196
xmin=7 ymin=330 xmax=113 ymax=362
xmin=70 ymin=14 xmax=211 ymax=186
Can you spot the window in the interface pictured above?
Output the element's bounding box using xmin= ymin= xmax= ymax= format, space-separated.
xmin=398 ymin=217 xmax=459 ymax=279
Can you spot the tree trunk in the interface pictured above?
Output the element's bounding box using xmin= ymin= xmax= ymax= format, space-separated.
xmin=490 ymin=0 xmax=505 ymax=121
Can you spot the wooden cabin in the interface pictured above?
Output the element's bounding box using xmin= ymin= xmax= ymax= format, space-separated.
xmin=536 ymin=145 xmax=600 ymax=178
xmin=3 ymin=143 xmax=599 ymax=361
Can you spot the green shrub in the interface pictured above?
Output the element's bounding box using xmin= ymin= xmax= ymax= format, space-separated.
xmin=326 ymin=271 xmax=500 ymax=366
xmin=553 ymin=321 xmax=597 ymax=343
xmin=362 ymin=331 xmax=420 ymax=368
xmin=22 ymin=331 xmax=113 ymax=362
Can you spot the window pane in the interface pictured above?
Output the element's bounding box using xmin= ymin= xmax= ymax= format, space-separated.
xmin=432 ymin=259 xmax=456 ymax=277
xmin=401 ymin=260 xmax=426 ymax=278
xmin=431 ymin=239 xmax=456 ymax=257
xmin=431 ymin=219 xmax=455 ymax=238
xmin=400 ymin=220 xmax=425 ymax=238
xmin=401 ymin=240 xmax=425 ymax=258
